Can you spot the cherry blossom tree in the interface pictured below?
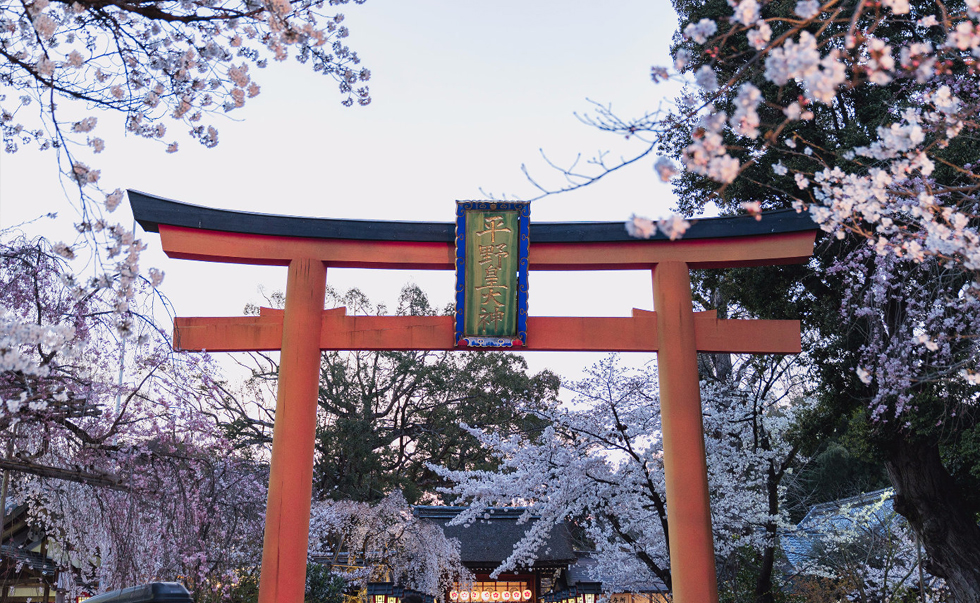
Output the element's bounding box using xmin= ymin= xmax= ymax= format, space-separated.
xmin=23 ymin=442 xmax=267 ymax=599
xmin=308 ymin=490 xmax=472 ymax=597
xmin=432 ymin=355 xmax=804 ymax=602
xmin=2 ymin=0 xmax=372 ymax=346
xmin=630 ymin=0 xmax=980 ymax=274
xmin=637 ymin=0 xmax=980 ymax=404
xmin=789 ymin=242 xmax=980 ymax=599
xmin=514 ymin=0 xmax=979 ymax=384
xmin=1 ymin=0 xmax=370 ymax=208
xmin=0 ymin=233 xmax=267 ymax=599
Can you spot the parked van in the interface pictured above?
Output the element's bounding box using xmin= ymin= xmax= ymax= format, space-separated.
xmin=84 ymin=583 xmax=192 ymax=603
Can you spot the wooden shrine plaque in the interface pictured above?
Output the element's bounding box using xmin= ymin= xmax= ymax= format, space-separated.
xmin=455 ymin=201 xmax=529 ymax=347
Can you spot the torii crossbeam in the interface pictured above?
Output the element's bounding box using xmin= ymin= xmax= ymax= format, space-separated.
xmin=130 ymin=191 xmax=817 ymax=603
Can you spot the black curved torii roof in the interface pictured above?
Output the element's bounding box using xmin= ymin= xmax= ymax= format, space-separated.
xmin=128 ymin=190 xmax=817 ymax=243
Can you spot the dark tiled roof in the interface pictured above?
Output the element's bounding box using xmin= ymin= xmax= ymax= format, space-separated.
xmin=414 ymin=507 xmax=576 ymax=569
xmin=129 ymin=190 xmax=816 ymax=243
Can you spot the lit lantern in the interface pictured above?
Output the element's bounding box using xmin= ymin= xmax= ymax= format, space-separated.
xmin=482 ymin=593 xmax=491 ymax=601
xmin=492 ymin=592 xmax=500 ymax=601
xmin=574 ymin=581 xmax=600 ymax=603
xmin=523 ymin=591 xmax=532 ymax=601
xmin=461 ymin=592 xmax=470 ymax=601
xmin=502 ymin=592 xmax=511 ymax=600
xmin=450 ymin=592 xmax=459 ymax=601
xmin=511 ymin=592 xmax=522 ymax=601
xmin=471 ymin=592 xmax=480 ymax=601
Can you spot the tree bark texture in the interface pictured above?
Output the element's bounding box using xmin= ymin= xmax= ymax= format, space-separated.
xmin=885 ymin=438 xmax=980 ymax=603
xmin=753 ymin=465 xmax=779 ymax=603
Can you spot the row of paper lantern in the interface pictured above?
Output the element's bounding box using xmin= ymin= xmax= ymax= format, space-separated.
xmin=449 ymin=590 xmax=533 ymax=602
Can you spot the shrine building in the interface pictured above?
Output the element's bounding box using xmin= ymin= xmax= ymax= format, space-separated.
xmin=413 ymin=506 xmax=579 ymax=603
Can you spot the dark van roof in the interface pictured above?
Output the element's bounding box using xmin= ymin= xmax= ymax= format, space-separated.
xmin=84 ymin=583 xmax=192 ymax=603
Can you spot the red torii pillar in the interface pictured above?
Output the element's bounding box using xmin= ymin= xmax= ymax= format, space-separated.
xmin=130 ymin=191 xmax=815 ymax=603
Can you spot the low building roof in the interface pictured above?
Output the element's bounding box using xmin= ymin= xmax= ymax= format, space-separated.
xmin=414 ymin=506 xmax=577 ymax=571
xmin=781 ymin=488 xmax=897 ymax=571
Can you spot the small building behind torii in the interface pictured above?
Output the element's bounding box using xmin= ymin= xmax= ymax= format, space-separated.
xmin=413 ymin=506 xmax=576 ymax=603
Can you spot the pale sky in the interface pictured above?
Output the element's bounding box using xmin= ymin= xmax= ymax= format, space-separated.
xmin=0 ymin=0 xmax=685 ymax=380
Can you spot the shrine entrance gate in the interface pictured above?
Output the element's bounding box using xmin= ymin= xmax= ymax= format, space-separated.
xmin=130 ymin=191 xmax=816 ymax=603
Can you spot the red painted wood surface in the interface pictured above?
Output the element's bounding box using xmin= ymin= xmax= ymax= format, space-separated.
xmin=149 ymin=221 xmax=816 ymax=603
xmin=257 ymin=259 xmax=326 ymax=603
xmin=174 ymin=307 xmax=801 ymax=354
xmin=158 ymin=224 xmax=815 ymax=269
xmin=654 ymin=261 xmax=719 ymax=603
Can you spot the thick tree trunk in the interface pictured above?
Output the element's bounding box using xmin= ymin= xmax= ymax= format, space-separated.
xmin=884 ymin=438 xmax=980 ymax=603
xmin=754 ymin=544 xmax=775 ymax=603
xmin=751 ymin=466 xmax=778 ymax=603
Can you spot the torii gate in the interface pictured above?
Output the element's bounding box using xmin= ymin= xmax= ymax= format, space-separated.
xmin=130 ymin=191 xmax=816 ymax=603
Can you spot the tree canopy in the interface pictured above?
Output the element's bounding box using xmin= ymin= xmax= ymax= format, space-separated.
xmin=210 ymin=284 xmax=560 ymax=504
xmin=1 ymin=0 xmax=369 ymax=205
xmin=0 ymin=235 xmax=267 ymax=599
xmin=630 ymin=0 xmax=980 ymax=597
xmin=435 ymin=354 xmax=807 ymax=602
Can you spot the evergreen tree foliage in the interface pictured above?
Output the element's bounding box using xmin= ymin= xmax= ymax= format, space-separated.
xmin=219 ymin=283 xmax=559 ymax=504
